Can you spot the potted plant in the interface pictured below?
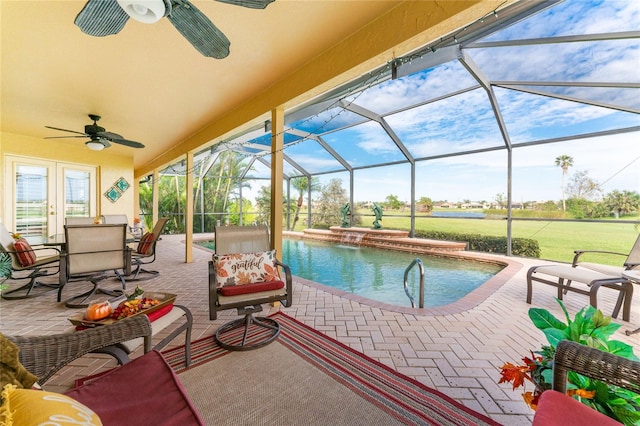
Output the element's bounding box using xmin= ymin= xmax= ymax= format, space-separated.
xmin=498 ymin=298 xmax=640 ymax=424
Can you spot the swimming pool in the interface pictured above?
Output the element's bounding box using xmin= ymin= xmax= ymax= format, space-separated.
xmin=281 ymin=239 xmax=502 ymax=308
xmin=199 ymin=238 xmax=503 ymax=308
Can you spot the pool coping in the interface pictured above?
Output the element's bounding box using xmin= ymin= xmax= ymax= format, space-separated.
xmin=193 ymin=236 xmax=524 ymax=316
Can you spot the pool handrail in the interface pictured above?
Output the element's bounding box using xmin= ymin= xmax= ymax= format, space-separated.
xmin=404 ymin=258 xmax=425 ymax=308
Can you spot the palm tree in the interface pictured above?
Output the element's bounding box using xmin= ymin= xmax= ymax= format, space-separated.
xmin=290 ymin=176 xmax=320 ymax=230
xmin=555 ymin=155 xmax=574 ymax=212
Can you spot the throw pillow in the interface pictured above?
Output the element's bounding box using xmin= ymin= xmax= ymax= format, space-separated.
xmin=213 ymin=250 xmax=279 ymax=288
xmin=136 ymin=232 xmax=154 ymax=255
xmin=11 ymin=238 xmax=36 ymax=267
xmin=0 ymin=384 xmax=103 ymax=426
xmin=219 ymin=280 xmax=285 ymax=297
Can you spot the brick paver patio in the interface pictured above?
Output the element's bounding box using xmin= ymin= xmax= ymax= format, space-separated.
xmin=1 ymin=233 xmax=638 ymax=425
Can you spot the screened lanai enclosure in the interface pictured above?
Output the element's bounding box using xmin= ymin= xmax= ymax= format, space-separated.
xmin=140 ymin=0 xmax=639 ymax=261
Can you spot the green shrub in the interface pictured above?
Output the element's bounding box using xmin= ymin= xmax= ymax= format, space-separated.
xmin=413 ymin=230 xmax=540 ymax=258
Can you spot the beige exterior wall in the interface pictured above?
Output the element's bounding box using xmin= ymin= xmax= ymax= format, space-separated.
xmin=1 ymin=131 xmax=135 ymax=227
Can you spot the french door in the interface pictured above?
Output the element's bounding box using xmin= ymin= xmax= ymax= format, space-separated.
xmin=3 ymin=155 xmax=97 ymax=238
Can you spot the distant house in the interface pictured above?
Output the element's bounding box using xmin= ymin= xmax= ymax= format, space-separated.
xmin=461 ymin=202 xmax=483 ymax=209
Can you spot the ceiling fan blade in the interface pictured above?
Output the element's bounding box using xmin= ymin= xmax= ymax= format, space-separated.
xmin=98 ymin=131 xmax=124 ymax=140
xmin=214 ymin=0 xmax=274 ymax=9
xmin=74 ymin=0 xmax=130 ymax=37
xmin=45 ymin=125 xmax=88 ymax=136
xmin=99 ymin=131 xmax=145 ymax=148
xmin=168 ymin=0 xmax=230 ymax=58
xmin=99 ymin=132 xmax=145 ymax=148
xmin=44 ymin=136 xmax=88 ymax=139
xmin=110 ymin=138 xmax=145 ymax=149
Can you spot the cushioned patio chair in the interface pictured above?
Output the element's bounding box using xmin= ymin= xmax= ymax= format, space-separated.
xmin=129 ymin=217 xmax=168 ymax=281
xmin=58 ymin=223 xmax=132 ymax=308
xmin=208 ymin=224 xmax=292 ymax=351
xmin=533 ymin=340 xmax=640 ymax=425
xmin=0 ymin=222 xmax=60 ymax=300
xmin=526 ymin=234 xmax=639 ymax=321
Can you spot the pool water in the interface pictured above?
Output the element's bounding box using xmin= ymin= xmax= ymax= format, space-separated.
xmin=199 ymin=238 xmax=502 ymax=308
xmin=281 ymin=239 xmax=502 ymax=308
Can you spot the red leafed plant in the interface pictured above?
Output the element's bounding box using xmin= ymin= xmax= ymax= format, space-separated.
xmin=498 ymin=298 xmax=639 ymax=424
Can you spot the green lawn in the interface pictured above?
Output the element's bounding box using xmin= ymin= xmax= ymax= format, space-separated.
xmin=291 ymin=209 xmax=639 ymax=266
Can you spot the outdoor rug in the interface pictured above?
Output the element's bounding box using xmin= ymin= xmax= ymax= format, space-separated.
xmin=160 ymin=312 xmax=501 ymax=426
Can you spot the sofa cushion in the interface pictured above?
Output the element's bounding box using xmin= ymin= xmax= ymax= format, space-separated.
xmin=12 ymin=238 xmax=36 ymax=267
xmin=532 ymin=390 xmax=622 ymax=426
xmin=65 ymin=350 xmax=204 ymax=426
xmin=213 ymin=250 xmax=279 ymax=288
xmin=1 ymin=383 xmax=102 ymax=426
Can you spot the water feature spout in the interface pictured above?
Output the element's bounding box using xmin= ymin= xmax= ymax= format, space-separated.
xmin=340 ymin=231 xmax=364 ymax=246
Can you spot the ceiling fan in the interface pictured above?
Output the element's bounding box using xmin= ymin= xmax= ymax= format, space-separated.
xmin=74 ymin=0 xmax=275 ymax=59
xmin=45 ymin=114 xmax=145 ymax=151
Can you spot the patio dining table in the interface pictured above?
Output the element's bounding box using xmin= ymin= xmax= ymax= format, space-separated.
xmin=31 ymin=232 xmax=138 ymax=252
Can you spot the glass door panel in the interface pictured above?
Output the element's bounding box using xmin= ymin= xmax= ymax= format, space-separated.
xmin=14 ymin=164 xmax=51 ymax=238
xmin=63 ymin=169 xmax=91 ymax=218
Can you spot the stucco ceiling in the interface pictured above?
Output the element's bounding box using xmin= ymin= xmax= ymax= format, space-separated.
xmin=2 ymin=0 xmax=423 ymax=167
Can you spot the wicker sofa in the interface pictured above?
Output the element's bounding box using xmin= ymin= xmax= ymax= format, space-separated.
xmin=532 ymin=340 xmax=640 ymax=425
xmin=4 ymin=315 xmax=204 ymax=425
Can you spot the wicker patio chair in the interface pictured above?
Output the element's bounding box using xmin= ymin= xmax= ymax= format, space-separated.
xmin=552 ymin=340 xmax=640 ymax=394
xmin=6 ymin=314 xmax=152 ymax=385
xmin=533 ymin=340 xmax=640 ymax=425
xmin=208 ymin=224 xmax=293 ymax=350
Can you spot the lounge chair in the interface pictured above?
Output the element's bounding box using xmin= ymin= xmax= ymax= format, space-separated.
xmin=572 ymin=231 xmax=640 ymax=274
xmin=0 ymin=222 xmax=60 ymax=300
xmin=526 ymin=234 xmax=640 ymax=321
xmin=208 ymin=224 xmax=293 ymax=350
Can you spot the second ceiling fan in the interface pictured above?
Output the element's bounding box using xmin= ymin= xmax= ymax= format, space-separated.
xmin=74 ymin=0 xmax=274 ymax=59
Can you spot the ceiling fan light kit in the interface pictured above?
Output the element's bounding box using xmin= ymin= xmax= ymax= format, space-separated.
xmin=116 ymin=0 xmax=168 ymax=24
xmin=85 ymin=140 xmax=106 ymax=151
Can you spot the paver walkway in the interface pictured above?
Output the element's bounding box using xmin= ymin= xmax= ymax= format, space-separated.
xmin=1 ymin=234 xmax=638 ymax=425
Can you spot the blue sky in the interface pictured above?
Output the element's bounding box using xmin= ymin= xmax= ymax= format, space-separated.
xmin=233 ymin=0 xmax=640 ymax=204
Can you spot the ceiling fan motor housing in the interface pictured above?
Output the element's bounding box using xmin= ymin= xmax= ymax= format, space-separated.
xmin=85 ymin=124 xmax=105 ymax=134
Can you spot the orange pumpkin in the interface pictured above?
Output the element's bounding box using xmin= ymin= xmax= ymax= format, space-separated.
xmin=86 ymin=301 xmax=113 ymax=321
